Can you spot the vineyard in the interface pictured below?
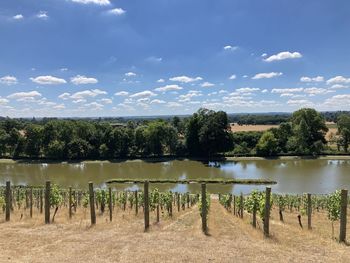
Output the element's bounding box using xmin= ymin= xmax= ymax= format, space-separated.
xmin=1 ymin=180 xmax=349 ymax=262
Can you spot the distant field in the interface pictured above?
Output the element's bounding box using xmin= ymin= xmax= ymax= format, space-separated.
xmin=230 ymin=122 xmax=338 ymax=141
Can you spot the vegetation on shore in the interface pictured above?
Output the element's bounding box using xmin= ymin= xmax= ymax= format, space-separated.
xmin=0 ymin=108 xmax=349 ymax=160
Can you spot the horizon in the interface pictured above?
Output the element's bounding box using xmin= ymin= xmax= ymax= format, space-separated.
xmin=1 ymin=0 xmax=350 ymax=117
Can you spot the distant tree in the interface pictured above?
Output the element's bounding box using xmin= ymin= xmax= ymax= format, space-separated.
xmin=256 ymin=131 xmax=278 ymax=156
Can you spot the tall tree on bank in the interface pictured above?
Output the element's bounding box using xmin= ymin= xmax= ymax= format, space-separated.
xmin=288 ymin=108 xmax=328 ymax=155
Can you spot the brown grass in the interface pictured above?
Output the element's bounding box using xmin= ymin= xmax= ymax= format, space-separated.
xmin=0 ymin=199 xmax=349 ymax=263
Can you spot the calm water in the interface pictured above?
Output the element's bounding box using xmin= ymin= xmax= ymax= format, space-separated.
xmin=0 ymin=159 xmax=349 ymax=194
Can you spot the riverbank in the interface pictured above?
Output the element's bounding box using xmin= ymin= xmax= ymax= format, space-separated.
xmin=1 ymin=155 xmax=350 ymax=164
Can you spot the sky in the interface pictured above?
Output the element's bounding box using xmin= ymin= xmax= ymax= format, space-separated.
xmin=1 ymin=0 xmax=350 ymax=117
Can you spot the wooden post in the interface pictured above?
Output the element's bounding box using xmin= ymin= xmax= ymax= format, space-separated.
xmin=89 ymin=182 xmax=96 ymax=225
xmin=45 ymin=181 xmax=51 ymax=224
xmin=109 ymin=187 xmax=113 ymax=222
xmin=29 ymin=187 xmax=33 ymax=218
xmin=5 ymin=181 xmax=11 ymax=221
xmin=339 ymin=189 xmax=348 ymax=243
xmin=135 ymin=191 xmax=138 ymax=215
xmin=307 ymin=193 xmax=312 ymax=230
xmin=69 ymin=187 xmax=72 ymax=219
xmin=239 ymin=193 xmax=243 ymax=219
xmin=40 ymin=189 xmax=43 ymax=214
xmin=201 ymin=183 xmax=207 ymax=234
xmin=264 ymin=187 xmax=271 ymax=237
xmin=144 ymin=181 xmax=150 ymax=231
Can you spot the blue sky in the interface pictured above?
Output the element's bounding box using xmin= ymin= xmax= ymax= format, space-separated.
xmin=1 ymin=0 xmax=350 ymax=117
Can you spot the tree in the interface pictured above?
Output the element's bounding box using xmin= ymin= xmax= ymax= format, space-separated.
xmin=256 ymin=131 xmax=278 ymax=156
xmin=288 ymin=108 xmax=328 ymax=155
xmin=337 ymin=114 xmax=350 ymax=152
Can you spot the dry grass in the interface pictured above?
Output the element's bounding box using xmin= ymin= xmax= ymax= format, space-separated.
xmin=1 ymin=199 xmax=349 ymax=263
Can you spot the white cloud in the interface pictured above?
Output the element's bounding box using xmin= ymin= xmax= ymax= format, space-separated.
xmin=150 ymin=99 xmax=166 ymax=104
xmin=100 ymin=98 xmax=113 ymax=104
xmin=223 ymin=45 xmax=238 ymax=51
xmin=326 ymin=76 xmax=350 ymax=85
xmin=114 ymin=91 xmax=129 ymax=96
xmin=236 ymin=87 xmax=260 ymax=93
xmin=125 ymin=72 xmax=136 ymax=77
xmin=169 ymin=75 xmax=202 ymax=83
xmin=252 ymin=72 xmax=283 ymax=79
xmin=107 ymin=8 xmax=126 ymax=16
xmin=36 ymin=11 xmax=48 ymax=20
xmin=200 ymin=82 xmax=215 ymax=87
xmin=0 ymin=76 xmax=18 ymax=85
xmin=157 ymin=79 xmax=165 ymax=83
xmin=229 ymin=74 xmax=236 ymax=80
xmin=58 ymin=93 xmax=71 ymax=100
xmin=154 ymin=84 xmax=183 ymax=92
xmin=70 ymin=89 xmax=107 ymax=99
xmin=71 ymin=0 xmax=110 ymax=5
xmin=30 ymin=75 xmax=66 ymax=85
xmin=130 ymin=90 xmax=157 ymax=98
xmin=300 ymin=76 xmax=324 ymax=82
xmin=13 ymin=14 xmax=23 ymax=20
xmin=71 ymin=75 xmax=98 ymax=85
xmin=264 ymin=51 xmax=302 ymax=62
xmin=7 ymin=91 xmax=42 ymax=100
xmin=271 ymin=88 xmax=303 ymax=93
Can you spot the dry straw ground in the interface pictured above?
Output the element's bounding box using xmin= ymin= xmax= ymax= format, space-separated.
xmin=1 ymin=199 xmax=349 ymax=263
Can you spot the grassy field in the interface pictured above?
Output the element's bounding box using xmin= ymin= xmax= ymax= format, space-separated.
xmin=1 ymin=197 xmax=349 ymax=263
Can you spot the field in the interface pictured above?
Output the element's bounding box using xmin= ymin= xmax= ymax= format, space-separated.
xmin=230 ymin=122 xmax=338 ymax=141
xmin=1 ymin=192 xmax=349 ymax=263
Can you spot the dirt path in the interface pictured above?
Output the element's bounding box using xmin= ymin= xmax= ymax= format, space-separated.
xmin=1 ymin=200 xmax=350 ymax=263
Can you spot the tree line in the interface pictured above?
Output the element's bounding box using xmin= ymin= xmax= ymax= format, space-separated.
xmin=0 ymin=108 xmax=349 ymax=159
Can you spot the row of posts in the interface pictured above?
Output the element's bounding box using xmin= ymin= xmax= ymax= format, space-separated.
xmin=3 ymin=181 xmax=348 ymax=242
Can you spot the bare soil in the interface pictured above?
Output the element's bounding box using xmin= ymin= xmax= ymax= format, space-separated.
xmin=1 ymin=198 xmax=349 ymax=263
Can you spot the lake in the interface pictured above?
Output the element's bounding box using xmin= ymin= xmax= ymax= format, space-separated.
xmin=0 ymin=158 xmax=349 ymax=194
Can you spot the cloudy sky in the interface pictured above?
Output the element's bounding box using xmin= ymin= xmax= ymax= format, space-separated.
xmin=1 ymin=0 xmax=350 ymax=117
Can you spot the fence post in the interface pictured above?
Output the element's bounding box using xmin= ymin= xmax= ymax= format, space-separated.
xmin=45 ymin=181 xmax=51 ymax=224
xmin=201 ymin=183 xmax=207 ymax=234
xmin=29 ymin=187 xmax=33 ymax=218
xmin=339 ymin=189 xmax=348 ymax=243
xmin=5 ymin=181 xmax=11 ymax=221
xmin=109 ymin=187 xmax=113 ymax=222
xmin=144 ymin=181 xmax=150 ymax=231
xmin=89 ymin=182 xmax=96 ymax=225
xmin=307 ymin=193 xmax=312 ymax=230
xmin=264 ymin=187 xmax=271 ymax=237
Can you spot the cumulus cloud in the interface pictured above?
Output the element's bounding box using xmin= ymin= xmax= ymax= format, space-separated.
xmin=36 ymin=11 xmax=48 ymax=20
xmin=236 ymin=87 xmax=260 ymax=93
xmin=169 ymin=75 xmax=202 ymax=83
xmin=300 ymin=76 xmax=324 ymax=82
xmin=252 ymin=72 xmax=283 ymax=79
xmin=71 ymin=75 xmax=98 ymax=85
xmin=264 ymin=51 xmax=302 ymax=62
xmin=30 ymin=75 xmax=66 ymax=85
xmin=70 ymin=89 xmax=107 ymax=99
xmin=71 ymin=0 xmax=110 ymax=5
xmin=154 ymin=84 xmax=183 ymax=92
xmin=125 ymin=72 xmax=136 ymax=77
xmin=13 ymin=14 xmax=23 ymax=20
xmin=107 ymin=8 xmax=126 ymax=16
xmin=229 ymin=74 xmax=236 ymax=80
xmin=200 ymin=82 xmax=215 ymax=87
xmin=326 ymin=76 xmax=350 ymax=85
xmin=130 ymin=90 xmax=157 ymax=98
xmin=271 ymin=88 xmax=303 ymax=93
xmin=0 ymin=76 xmax=18 ymax=85
xmin=7 ymin=91 xmax=42 ymax=100
xmin=223 ymin=45 xmax=238 ymax=51
xmin=114 ymin=91 xmax=129 ymax=96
